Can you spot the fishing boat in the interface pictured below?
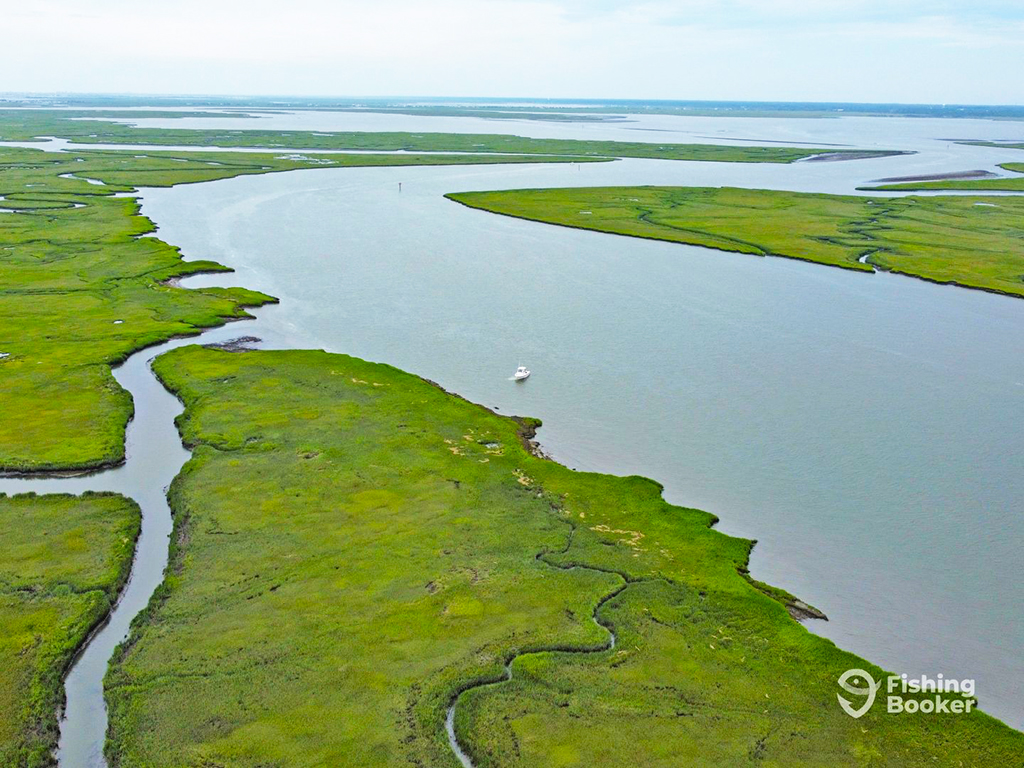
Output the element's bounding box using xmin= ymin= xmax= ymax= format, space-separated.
xmin=513 ymin=365 xmax=530 ymax=381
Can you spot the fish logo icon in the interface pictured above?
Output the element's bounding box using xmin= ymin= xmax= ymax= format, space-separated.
xmin=837 ymin=669 xmax=878 ymax=718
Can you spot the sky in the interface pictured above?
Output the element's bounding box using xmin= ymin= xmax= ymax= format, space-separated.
xmin=3 ymin=0 xmax=1022 ymax=104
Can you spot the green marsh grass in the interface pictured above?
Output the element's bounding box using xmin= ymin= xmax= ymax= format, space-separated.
xmin=446 ymin=186 xmax=1024 ymax=298
xmin=102 ymin=347 xmax=1023 ymax=766
xmin=0 ymin=492 xmax=139 ymax=766
xmin=862 ymin=163 xmax=1024 ymax=192
xmin=0 ymin=110 xmax=898 ymax=164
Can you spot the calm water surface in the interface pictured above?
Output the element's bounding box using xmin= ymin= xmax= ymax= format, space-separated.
xmin=134 ymin=113 xmax=1024 ymax=729
xmin=4 ymin=112 xmax=1022 ymax=740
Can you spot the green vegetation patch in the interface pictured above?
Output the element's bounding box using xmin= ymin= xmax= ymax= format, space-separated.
xmin=446 ymin=186 xmax=1024 ymax=297
xmin=104 ymin=346 xmax=1022 ymax=766
xmin=0 ymin=110 xmax=898 ymax=163
xmin=862 ymin=163 xmax=1024 ymax=192
xmin=960 ymin=141 xmax=1024 ymax=151
xmin=0 ymin=492 xmax=139 ymax=766
xmin=0 ymin=146 xmax=594 ymax=473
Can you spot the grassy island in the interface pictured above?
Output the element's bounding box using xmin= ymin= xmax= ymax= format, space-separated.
xmin=0 ymin=110 xmax=902 ymax=164
xmin=960 ymin=141 xmax=1024 ymax=152
xmin=101 ymin=346 xmax=1022 ymax=767
xmin=861 ymin=163 xmax=1024 ymax=192
xmin=0 ymin=492 xmax=139 ymax=766
xmin=446 ymin=186 xmax=1024 ymax=298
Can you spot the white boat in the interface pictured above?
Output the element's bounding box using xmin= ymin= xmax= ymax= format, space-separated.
xmin=513 ymin=365 xmax=530 ymax=381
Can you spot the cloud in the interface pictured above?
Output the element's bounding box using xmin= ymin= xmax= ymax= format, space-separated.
xmin=1 ymin=0 xmax=1021 ymax=102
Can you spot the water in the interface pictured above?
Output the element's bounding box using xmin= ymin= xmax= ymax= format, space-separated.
xmin=94 ymin=108 xmax=1024 ymax=153
xmin=133 ymin=114 xmax=1024 ymax=729
xmin=1 ymin=110 xmax=1022 ymax=760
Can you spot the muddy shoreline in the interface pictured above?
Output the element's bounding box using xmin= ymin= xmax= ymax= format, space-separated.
xmin=871 ymin=169 xmax=998 ymax=183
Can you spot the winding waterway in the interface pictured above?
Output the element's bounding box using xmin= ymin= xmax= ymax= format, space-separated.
xmin=444 ymin=529 xmax=627 ymax=766
xmin=0 ymin=323 xmax=253 ymax=766
xmin=1 ymin=110 xmax=1022 ymax=764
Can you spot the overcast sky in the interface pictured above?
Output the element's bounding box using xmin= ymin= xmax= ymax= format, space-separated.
xmin=4 ymin=0 xmax=1022 ymax=104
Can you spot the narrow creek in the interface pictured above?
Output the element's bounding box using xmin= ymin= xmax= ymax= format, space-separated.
xmin=444 ymin=578 xmax=626 ymax=768
xmin=0 ymin=167 xmax=266 ymax=767
xmin=444 ymin=526 xmax=641 ymax=767
xmin=0 ymin=321 xmax=252 ymax=767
